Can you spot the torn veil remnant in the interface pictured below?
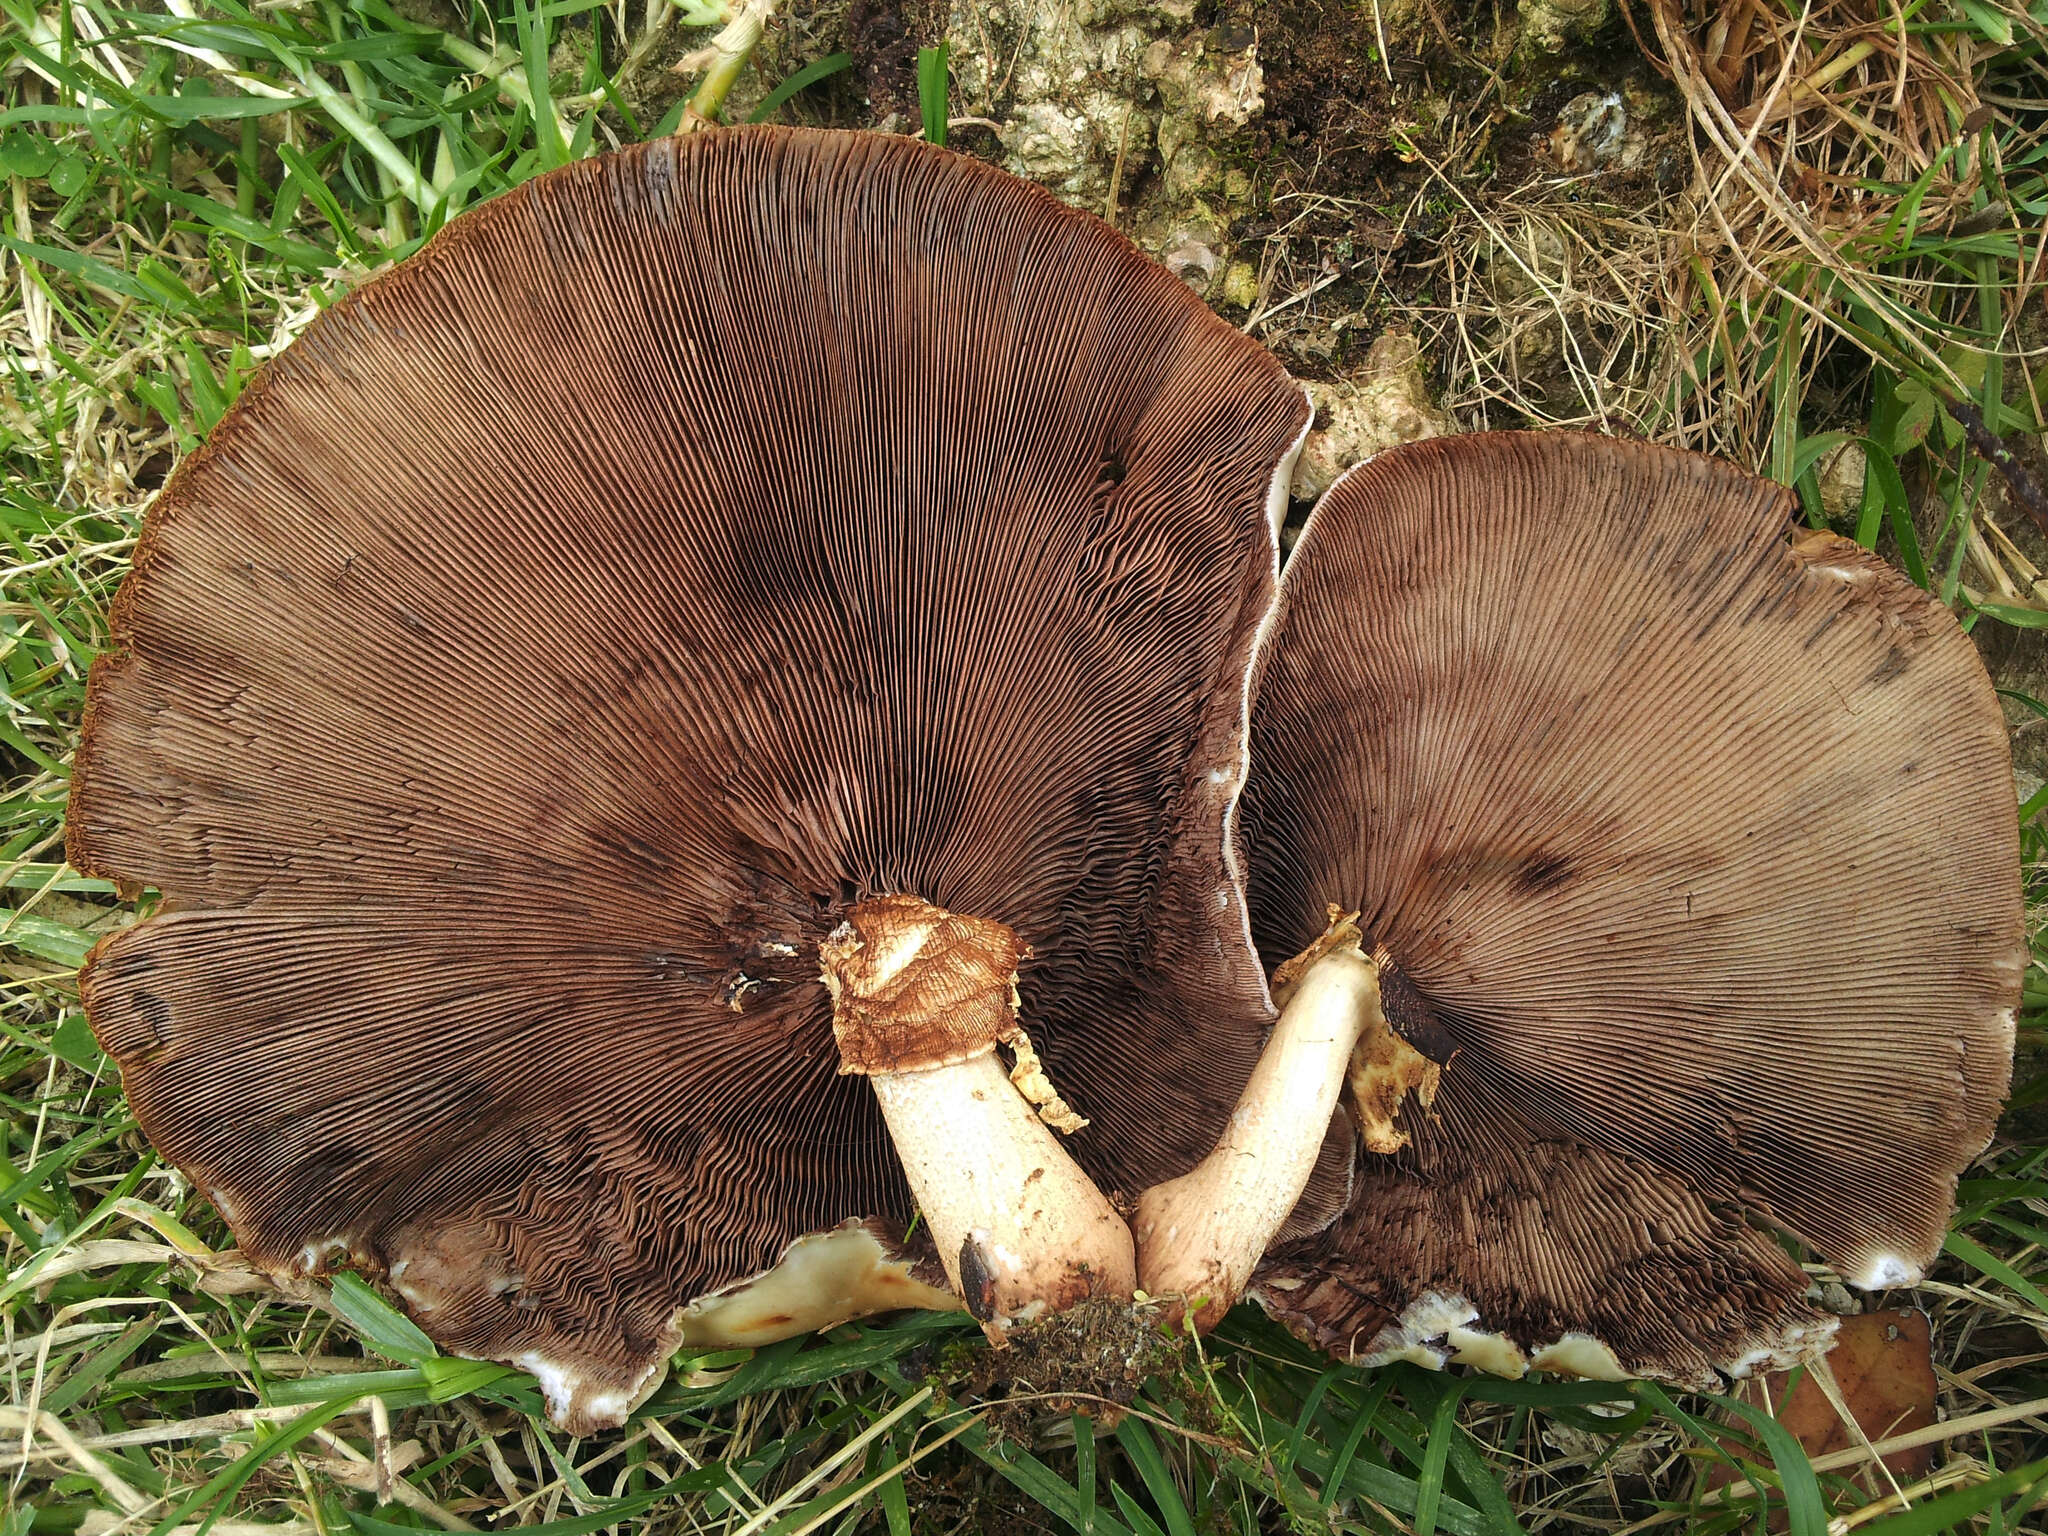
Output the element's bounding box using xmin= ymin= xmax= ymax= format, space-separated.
xmin=1139 ymin=432 xmax=2021 ymax=1387
xmin=66 ymin=127 xmax=1311 ymax=1433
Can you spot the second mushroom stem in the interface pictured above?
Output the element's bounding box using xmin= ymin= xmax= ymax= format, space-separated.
xmin=1134 ymin=941 xmax=1386 ymax=1329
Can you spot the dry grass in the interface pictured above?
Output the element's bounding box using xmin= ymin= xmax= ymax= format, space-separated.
xmin=1243 ymin=0 xmax=2042 ymax=581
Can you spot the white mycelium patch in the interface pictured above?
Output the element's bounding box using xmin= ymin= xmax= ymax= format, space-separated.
xmin=512 ymin=1351 xmax=646 ymax=1429
xmin=1723 ymin=1313 xmax=1839 ymax=1379
xmin=386 ymin=1255 xmax=427 ymax=1311
xmin=1355 ymin=1294 xmax=1836 ymax=1388
xmin=1850 ymin=1251 xmax=1921 ymax=1290
xmin=1359 ymin=1293 xmax=1530 ymax=1377
xmin=1806 ymin=561 xmax=1875 ymax=586
xmin=297 ymin=1236 xmax=353 ymax=1272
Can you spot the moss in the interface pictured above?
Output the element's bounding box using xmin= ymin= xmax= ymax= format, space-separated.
xmin=1220 ymin=259 xmax=1258 ymax=310
xmin=1518 ymin=0 xmax=1612 ymax=54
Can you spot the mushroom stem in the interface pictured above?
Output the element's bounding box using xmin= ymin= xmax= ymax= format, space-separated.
xmin=822 ymin=893 xmax=1138 ymax=1335
xmin=869 ymin=1050 xmax=1137 ymax=1335
xmin=1133 ymin=947 xmax=1383 ymax=1330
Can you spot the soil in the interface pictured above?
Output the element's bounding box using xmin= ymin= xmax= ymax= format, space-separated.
xmin=956 ymin=1296 xmax=1188 ymax=1437
xmin=845 ymin=0 xmax=943 ymax=124
xmin=1228 ymin=0 xmax=1686 ymax=383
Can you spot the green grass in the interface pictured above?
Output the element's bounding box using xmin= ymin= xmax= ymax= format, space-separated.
xmin=5 ymin=1 xmax=2048 ymax=1531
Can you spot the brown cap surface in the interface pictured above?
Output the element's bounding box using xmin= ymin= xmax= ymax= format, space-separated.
xmin=1242 ymin=431 xmax=2021 ymax=1383
xmin=67 ymin=127 xmax=1309 ymax=1427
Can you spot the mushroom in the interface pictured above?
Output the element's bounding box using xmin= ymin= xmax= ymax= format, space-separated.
xmin=67 ymin=126 xmax=1310 ymax=1431
xmin=1137 ymin=431 xmax=2022 ymax=1383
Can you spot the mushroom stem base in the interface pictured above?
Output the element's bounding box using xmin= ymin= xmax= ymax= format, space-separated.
xmin=1134 ymin=947 xmax=1383 ymax=1330
xmin=870 ymin=1050 xmax=1136 ymax=1338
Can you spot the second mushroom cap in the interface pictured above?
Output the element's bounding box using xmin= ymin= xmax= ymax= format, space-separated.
xmin=1139 ymin=430 xmax=2020 ymax=1384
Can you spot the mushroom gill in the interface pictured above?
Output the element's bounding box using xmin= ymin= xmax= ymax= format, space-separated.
xmin=1137 ymin=431 xmax=2021 ymax=1384
xmin=67 ymin=126 xmax=1311 ymax=1431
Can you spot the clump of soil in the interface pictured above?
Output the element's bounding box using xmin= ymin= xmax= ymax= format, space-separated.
xmin=1254 ymin=0 xmax=1409 ymax=170
xmin=959 ymin=1296 xmax=1187 ymax=1436
xmin=847 ymin=0 xmax=943 ymax=124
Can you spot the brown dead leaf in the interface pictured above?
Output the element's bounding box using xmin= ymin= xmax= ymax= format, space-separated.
xmin=1706 ymin=1307 xmax=1939 ymax=1517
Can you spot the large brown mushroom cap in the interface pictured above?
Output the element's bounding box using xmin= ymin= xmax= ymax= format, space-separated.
xmin=67 ymin=127 xmax=1309 ymax=1427
xmin=1242 ymin=431 xmax=2021 ymax=1384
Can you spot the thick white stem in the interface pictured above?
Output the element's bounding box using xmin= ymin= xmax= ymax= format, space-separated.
xmin=870 ymin=1050 xmax=1136 ymax=1336
xmin=1134 ymin=949 xmax=1382 ymax=1329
